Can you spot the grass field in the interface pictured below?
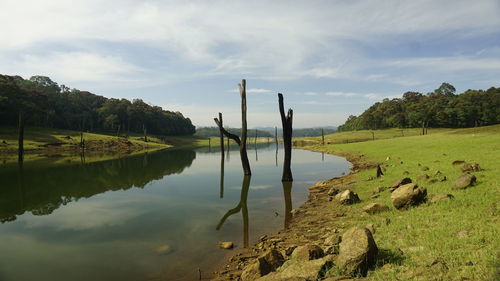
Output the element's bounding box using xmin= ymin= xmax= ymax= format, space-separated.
xmin=300 ymin=125 xmax=500 ymax=280
xmin=0 ymin=126 xmax=209 ymax=163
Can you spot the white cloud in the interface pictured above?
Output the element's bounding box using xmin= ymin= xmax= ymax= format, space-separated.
xmin=325 ymin=91 xmax=399 ymax=100
xmin=229 ymin=88 xmax=274 ymax=94
xmin=1 ymin=52 xmax=143 ymax=83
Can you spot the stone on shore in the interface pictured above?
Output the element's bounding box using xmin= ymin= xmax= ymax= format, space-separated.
xmin=241 ymin=249 xmax=284 ymax=280
xmin=257 ymin=256 xmax=334 ymax=281
xmin=335 ymin=190 xmax=360 ymax=205
xmin=452 ymin=174 xmax=477 ymax=190
xmin=154 ymin=245 xmax=172 ymax=255
xmin=363 ymin=203 xmax=390 ymax=214
xmin=391 ymin=183 xmax=427 ymax=210
xmin=291 ymin=244 xmax=324 ymax=261
xmin=416 ymin=174 xmax=430 ymax=181
xmin=337 ymin=226 xmax=378 ymax=277
xmin=219 ymin=241 xmax=234 ymax=249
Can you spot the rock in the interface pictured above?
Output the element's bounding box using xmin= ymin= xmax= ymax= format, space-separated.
xmin=403 ymin=170 xmax=410 ymax=175
xmin=428 ymin=178 xmax=438 ymax=184
xmin=365 ymin=223 xmax=376 ymax=234
xmin=416 ymin=174 xmax=430 ymax=180
xmin=452 ymin=174 xmax=477 ymax=190
xmin=386 ymin=156 xmax=391 ymax=161
xmin=438 ymin=176 xmax=447 ymax=182
xmin=241 ymin=249 xmax=284 ymax=280
xmin=291 ymin=244 xmax=324 ymax=261
xmin=434 ymin=170 xmax=442 ymax=176
xmin=363 ymin=203 xmax=390 ymax=214
xmin=337 ymin=227 xmax=378 ymax=277
xmin=335 ymin=190 xmax=360 ymax=205
xmin=391 ymin=183 xmax=427 ymax=210
xmin=219 ymin=241 xmax=234 ymax=249
xmin=257 ymin=256 xmax=334 ymax=281
xmin=452 ymin=160 xmax=465 ymax=165
xmin=430 ymin=194 xmax=454 ymax=203
xmin=421 ymin=166 xmax=430 ymax=171
xmin=388 ymin=177 xmax=412 ymax=191
xmin=328 ymin=187 xmax=340 ymax=196
xmin=461 ymin=162 xmax=481 ymax=172
xmin=324 ymin=234 xmax=342 ymax=254
xmin=372 ymin=186 xmax=386 ymax=194
xmin=154 ymin=245 xmax=173 ymax=255
xmin=285 ymin=246 xmax=297 ymax=256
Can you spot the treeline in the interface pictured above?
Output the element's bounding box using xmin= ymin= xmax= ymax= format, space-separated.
xmin=0 ymin=75 xmax=195 ymax=136
xmin=339 ymin=83 xmax=500 ymax=131
xmin=195 ymin=127 xmax=272 ymax=138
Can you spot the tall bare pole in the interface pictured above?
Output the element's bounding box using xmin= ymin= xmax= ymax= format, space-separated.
xmin=214 ymin=79 xmax=251 ymax=175
xmin=278 ymin=93 xmax=293 ymax=182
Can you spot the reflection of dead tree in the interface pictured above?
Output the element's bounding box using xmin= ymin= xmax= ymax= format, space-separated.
xmin=214 ymin=79 xmax=251 ymax=175
xmin=278 ymin=93 xmax=293 ymax=182
xmin=216 ymin=175 xmax=250 ymax=247
xmin=282 ymin=181 xmax=293 ymax=229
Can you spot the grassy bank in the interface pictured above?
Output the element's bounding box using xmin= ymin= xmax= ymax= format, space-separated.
xmin=0 ymin=126 xmax=207 ymax=163
xmin=299 ymin=125 xmax=499 ymax=280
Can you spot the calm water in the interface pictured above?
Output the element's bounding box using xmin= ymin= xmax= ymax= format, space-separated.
xmin=0 ymin=144 xmax=350 ymax=281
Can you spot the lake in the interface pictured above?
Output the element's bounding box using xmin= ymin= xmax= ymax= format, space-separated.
xmin=0 ymin=143 xmax=350 ymax=281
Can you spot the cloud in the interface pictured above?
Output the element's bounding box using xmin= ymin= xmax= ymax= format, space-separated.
xmin=325 ymin=91 xmax=399 ymax=100
xmin=229 ymin=88 xmax=274 ymax=94
xmin=1 ymin=52 xmax=144 ymax=84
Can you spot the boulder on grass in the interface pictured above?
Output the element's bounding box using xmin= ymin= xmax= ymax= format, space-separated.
xmin=363 ymin=203 xmax=390 ymax=214
xmin=323 ymin=234 xmax=342 ymax=255
xmin=460 ymin=162 xmax=481 ymax=172
xmin=452 ymin=174 xmax=477 ymax=190
xmin=335 ymin=190 xmax=360 ymax=205
xmin=452 ymin=160 xmax=465 ymax=165
xmin=416 ymin=174 xmax=430 ymax=181
xmin=257 ymin=256 xmax=334 ymax=281
xmin=241 ymin=249 xmax=285 ymax=280
xmin=430 ymin=194 xmax=454 ymax=203
xmin=388 ymin=177 xmax=412 ymax=191
xmin=337 ymin=227 xmax=378 ymax=277
xmin=391 ymin=183 xmax=427 ymax=210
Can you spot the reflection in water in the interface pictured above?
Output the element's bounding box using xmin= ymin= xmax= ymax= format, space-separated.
xmin=0 ymin=150 xmax=196 ymax=223
xmin=322 ymin=152 xmax=324 ymax=162
xmin=216 ymin=176 xmax=251 ymax=248
xmin=275 ymin=141 xmax=278 ymax=167
xmin=282 ymin=181 xmax=293 ymax=229
xmin=220 ymin=149 xmax=225 ymax=198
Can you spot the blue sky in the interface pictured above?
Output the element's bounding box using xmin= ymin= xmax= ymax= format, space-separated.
xmin=1 ymin=0 xmax=499 ymax=127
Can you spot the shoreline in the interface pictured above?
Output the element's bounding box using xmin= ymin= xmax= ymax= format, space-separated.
xmin=211 ymin=148 xmax=378 ymax=280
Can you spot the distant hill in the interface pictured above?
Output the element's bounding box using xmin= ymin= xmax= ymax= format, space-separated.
xmin=256 ymin=126 xmax=337 ymax=137
xmin=195 ymin=127 xmax=272 ymax=138
xmin=339 ymin=83 xmax=500 ymax=131
xmin=0 ymin=75 xmax=195 ymax=136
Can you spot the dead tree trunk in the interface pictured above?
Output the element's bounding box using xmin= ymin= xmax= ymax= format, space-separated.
xmin=214 ymin=79 xmax=251 ymax=176
xmin=143 ymin=124 xmax=148 ymax=142
xmin=321 ymin=128 xmax=325 ymax=145
xmin=278 ymin=93 xmax=293 ymax=182
xmin=18 ymin=111 xmax=24 ymax=162
xmin=218 ymin=113 xmax=225 ymax=154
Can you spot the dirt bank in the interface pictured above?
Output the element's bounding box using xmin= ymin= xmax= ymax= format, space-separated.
xmin=211 ymin=151 xmax=378 ymax=280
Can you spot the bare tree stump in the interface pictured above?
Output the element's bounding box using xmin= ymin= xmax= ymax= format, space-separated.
xmin=376 ymin=165 xmax=384 ymax=178
xmin=18 ymin=111 xmax=24 ymax=162
xmin=278 ymin=93 xmax=293 ymax=182
xmin=214 ymin=80 xmax=251 ymax=175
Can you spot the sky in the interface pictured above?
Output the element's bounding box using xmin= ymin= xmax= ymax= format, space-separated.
xmin=1 ymin=0 xmax=499 ymax=128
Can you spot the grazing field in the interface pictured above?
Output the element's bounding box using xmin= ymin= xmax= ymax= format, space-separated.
xmin=299 ymin=125 xmax=500 ymax=280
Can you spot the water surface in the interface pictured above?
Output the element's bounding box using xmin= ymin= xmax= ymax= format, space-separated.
xmin=0 ymin=144 xmax=350 ymax=281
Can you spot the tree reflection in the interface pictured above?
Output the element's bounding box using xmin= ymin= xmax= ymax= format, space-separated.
xmin=0 ymin=149 xmax=196 ymax=223
xmin=282 ymin=181 xmax=293 ymax=229
xmin=216 ymin=175 xmax=250 ymax=248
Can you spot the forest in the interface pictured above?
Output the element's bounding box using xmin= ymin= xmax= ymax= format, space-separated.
xmin=339 ymin=83 xmax=500 ymax=131
xmin=0 ymin=75 xmax=195 ymax=136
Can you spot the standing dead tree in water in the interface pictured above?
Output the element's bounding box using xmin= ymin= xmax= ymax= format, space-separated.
xmin=218 ymin=113 xmax=225 ymax=198
xmin=278 ymin=93 xmax=293 ymax=182
xmin=214 ymin=79 xmax=251 ymax=176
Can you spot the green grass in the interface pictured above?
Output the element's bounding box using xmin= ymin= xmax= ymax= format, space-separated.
xmin=301 ymin=125 xmax=500 ymax=281
xmin=0 ymin=126 xmax=211 ymax=163
xmin=295 ymin=127 xmax=453 ymax=146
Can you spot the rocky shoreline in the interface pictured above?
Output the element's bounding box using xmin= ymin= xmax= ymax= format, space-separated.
xmin=211 ymin=151 xmax=379 ymax=280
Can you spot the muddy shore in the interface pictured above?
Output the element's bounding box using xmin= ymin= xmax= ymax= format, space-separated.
xmin=211 ymin=150 xmax=377 ymax=280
